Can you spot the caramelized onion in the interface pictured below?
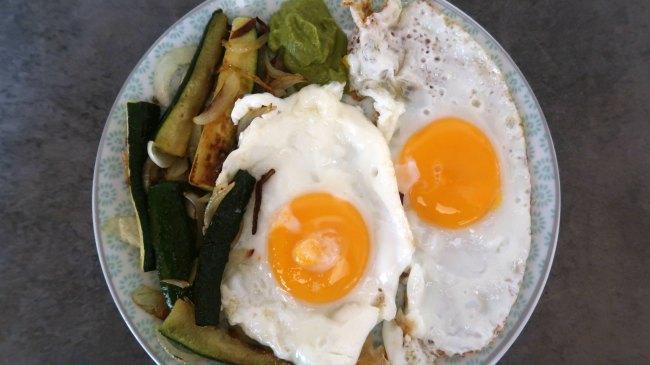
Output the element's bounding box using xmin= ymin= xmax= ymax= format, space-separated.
xmin=142 ymin=157 xmax=162 ymax=192
xmin=252 ymin=169 xmax=276 ymax=235
xmin=237 ymin=105 xmax=276 ymax=135
xmin=230 ymin=18 xmax=256 ymax=39
xmin=183 ymin=191 xmax=202 ymax=220
xmin=187 ymin=124 xmax=202 ymax=160
xmin=270 ymin=74 xmax=306 ymax=92
xmin=203 ymin=180 xmax=236 ymax=231
xmin=160 ymin=279 xmax=191 ymax=289
xmin=103 ymin=216 xmax=140 ymax=247
xmin=223 ymin=63 xmax=303 ymax=98
xmin=193 ymin=72 xmax=241 ymax=125
xmin=165 ymin=157 xmax=189 ymax=181
xmin=185 ymin=192 xmax=210 ymax=249
xmin=222 ymin=33 xmax=269 ymax=53
xmin=263 ymin=49 xmax=293 ymax=79
xmin=147 ymin=141 xmax=178 ymax=168
xmin=131 ymin=286 xmax=169 ymax=320
xmin=222 ymin=64 xmax=274 ymax=94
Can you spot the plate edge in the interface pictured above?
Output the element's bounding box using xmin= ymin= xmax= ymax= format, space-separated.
xmin=435 ymin=1 xmax=562 ymax=363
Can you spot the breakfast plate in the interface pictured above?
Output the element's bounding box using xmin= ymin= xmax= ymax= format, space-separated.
xmin=92 ymin=0 xmax=560 ymax=364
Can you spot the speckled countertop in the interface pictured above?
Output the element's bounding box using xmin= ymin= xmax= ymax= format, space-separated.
xmin=1 ymin=0 xmax=648 ymax=363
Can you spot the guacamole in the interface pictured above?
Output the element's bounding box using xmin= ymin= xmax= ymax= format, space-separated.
xmin=268 ymin=0 xmax=348 ymax=85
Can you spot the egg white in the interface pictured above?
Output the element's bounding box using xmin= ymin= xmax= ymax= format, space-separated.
xmin=348 ymin=0 xmax=532 ymax=358
xmin=219 ymin=83 xmax=414 ymax=365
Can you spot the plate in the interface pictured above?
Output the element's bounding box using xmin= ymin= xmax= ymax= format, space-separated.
xmin=92 ymin=0 xmax=560 ymax=364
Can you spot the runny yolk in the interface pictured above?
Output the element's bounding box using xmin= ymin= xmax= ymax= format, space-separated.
xmin=268 ymin=192 xmax=370 ymax=304
xmin=399 ymin=117 xmax=501 ymax=229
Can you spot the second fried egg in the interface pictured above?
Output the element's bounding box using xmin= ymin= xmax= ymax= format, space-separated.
xmin=348 ymin=0 xmax=532 ymax=359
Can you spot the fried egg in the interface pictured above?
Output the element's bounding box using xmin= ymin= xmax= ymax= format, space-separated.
xmin=219 ymin=83 xmax=414 ymax=365
xmin=348 ymin=0 xmax=532 ymax=360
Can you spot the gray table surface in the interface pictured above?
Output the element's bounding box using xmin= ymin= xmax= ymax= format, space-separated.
xmin=1 ymin=0 xmax=648 ymax=364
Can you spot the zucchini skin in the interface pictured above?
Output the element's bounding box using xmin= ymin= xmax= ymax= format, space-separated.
xmin=189 ymin=17 xmax=259 ymax=189
xmin=126 ymin=101 xmax=161 ymax=272
xmin=154 ymin=10 xmax=228 ymax=157
xmin=160 ymin=299 xmax=290 ymax=365
xmin=148 ymin=182 xmax=196 ymax=308
xmin=194 ymin=170 xmax=256 ymax=326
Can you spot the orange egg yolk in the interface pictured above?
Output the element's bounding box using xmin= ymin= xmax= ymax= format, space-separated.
xmin=268 ymin=192 xmax=370 ymax=304
xmin=399 ymin=117 xmax=501 ymax=229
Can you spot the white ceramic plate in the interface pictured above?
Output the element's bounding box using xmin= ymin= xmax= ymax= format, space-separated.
xmin=92 ymin=0 xmax=560 ymax=364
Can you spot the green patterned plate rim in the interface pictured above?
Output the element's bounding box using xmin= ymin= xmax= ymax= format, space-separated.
xmin=92 ymin=0 xmax=560 ymax=364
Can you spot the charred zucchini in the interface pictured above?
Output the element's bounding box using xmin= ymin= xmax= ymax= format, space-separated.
xmin=194 ymin=170 xmax=256 ymax=326
xmin=153 ymin=11 xmax=228 ymax=157
xmin=126 ymin=101 xmax=161 ymax=272
xmin=189 ymin=17 xmax=259 ymax=189
xmin=148 ymin=182 xmax=196 ymax=308
xmin=160 ymin=299 xmax=289 ymax=365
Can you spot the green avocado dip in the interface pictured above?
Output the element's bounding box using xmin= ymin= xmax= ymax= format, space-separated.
xmin=268 ymin=0 xmax=348 ymax=85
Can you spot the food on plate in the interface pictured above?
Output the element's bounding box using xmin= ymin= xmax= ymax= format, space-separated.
xmin=269 ymin=0 xmax=348 ymax=84
xmin=131 ymin=285 xmax=170 ymax=320
xmin=219 ymin=83 xmax=413 ymax=365
xmin=194 ymin=170 xmax=257 ymax=326
xmin=154 ymin=11 xmax=228 ymax=157
xmin=126 ymin=101 xmax=161 ymax=271
xmin=160 ymin=298 xmax=291 ymax=365
xmin=147 ymin=182 xmax=196 ymax=309
xmin=153 ymin=45 xmax=197 ymax=108
xmin=190 ymin=17 xmax=260 ymax=189
xmin=347 ymin=0 xmax=531 ymax=361
xmin=114 ymin=0 xmax=534 ymax=363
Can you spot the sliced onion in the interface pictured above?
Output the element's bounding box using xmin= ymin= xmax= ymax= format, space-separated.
xmin=164 ymin=157 xmax=189 ymax=181
xmin=195 ymin=192 xmax=211 ymax=227
xmin=103 ymin=216 xmax=140 ymax=247
xmin=183 ymin=191 xmax=202 ymax=210
xmin=270 ymin=74 xmax=306 ymax=92
xmin=187 ymin=124 xmax=202 ymax=160
xmin=132 ymin=286 xmax=169 ymax=320
xmin=237 ymin=105 xmax=276 ymax=135
xmin=197 ymin=192 xmax=212 ymax=204
xmin=156 ymin=330 xmax=204 ymax=363
xmin=252 ymin=169 xmax=275 ymax=235
xmin=193 ymin=72 xmax=240 ymax=125
xmin=203 ymin=180 xmax=235 ymax=231
xmin=142 ymin=157 xmax=161 ymax=192
xmin=222 ymin=33 xmax=269 ymax=54
xmin=185 ymin=192 xmax=210 ymax=249
xmin=263 ymin=48 xmax=293 ymax=79
xmin=271 ymin=88 xmax=287 ymax=98
xmin=222 ymin=65 xmax=274 ymax=94
xmin=147 ymin=141 xmax=179 ymax=168
xmin=230 ymin=18 xmax=257 ymax=39
xmin=183 ymin=191 xmax=202 ymax=220
xmin=153 ymin=46 xmax=196 ymax=107
xmin=160 ymin=279 xmax=191 ymax=289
